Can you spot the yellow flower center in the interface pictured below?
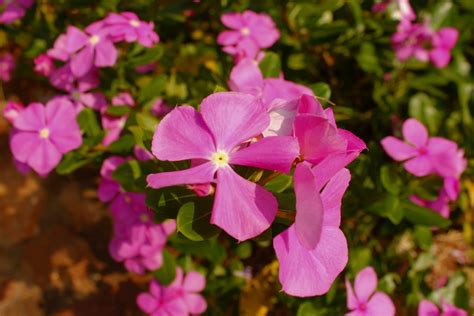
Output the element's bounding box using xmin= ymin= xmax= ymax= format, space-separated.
xmin=241 ymin=27 xmax=250 ymax=36
xmin=89 ymin=35 xmax=100 ymax=45
xmin=39 ymin=128 xmax=50 ymax=138
xmin=211 ymin=150 xmax=229 ymax=168
xmin=130 ymin=19 xmax=140 ymax=27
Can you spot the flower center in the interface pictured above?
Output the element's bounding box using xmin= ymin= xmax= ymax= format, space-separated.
xmin=211 ymin=150 xmax=229 ymax=168
xmin=240 ymin=27 xmax=250 ymax=36
xmin=39 ymin=128 xmax=50 ymax=138
xmin=89 ymin=35 xmax=100 ymax=45
xmin=72 ymin=90 xmax=81 ymax=101
xmin=358 ymin=302 xmax=367 ymax=311
xmin=418 ymin=147 xmax=428 ymax=155
xmin=130 ymin=19 xmax=140 ymax=27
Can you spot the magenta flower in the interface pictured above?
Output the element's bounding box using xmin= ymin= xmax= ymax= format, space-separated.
xmin=110 ymin=220 xmax=176 ymax=274
xmin=0 ymin=0 xmax=33 ymax=24
xmin=273 ymin=163 xmax=351 ymax=296
xmin=9 ymin=98 xmax=82 ymax=176
xmin=134 ymin=145 xmax=154 ymax=161
xmin=101 ymin=92 xmax=135 ymax=145
xmin=345 ymin=267 xmax=395 ymax=316
xmin=137 ymin=268 xmax=207 ymax=316
xmin=3 ymin=100 xmax=24 ymax=124
xmin=147 ymin=92 xmax=299 ymax=241
xmin=418 ymin=299 xmax=467 ymax=316
xmin=104 ymin=12 xmax=159 ymax=47
xmin=217 ymin=10 xmax=280 ymax=60
xmin=64 ymin=23 xmax=118 ymax=77
xmin=150 ymin=98 xmax=172 ymax=118
xmin=410 ymin=189 xmax=450 ymax=218
xmin=429 ymin=27 xmax=459 ymax=68
xmin=381 ymin=118 xmax=464 ymax=177
xmin=0 ymin=52 xmax=15 ymax=81
xmin=34 ymin=53 xmax=55 ymax=76
xmin=47 ymin=34 xmax=69 ymax=62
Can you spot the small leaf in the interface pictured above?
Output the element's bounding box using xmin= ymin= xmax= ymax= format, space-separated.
xmin=77 ymin=108 xmax=101 ymax=137
xmin=259 ymin=52 xmax=281 ymax=78
xmin=402 ymin=200 xmax=452 ymax=228
xmin=264 ymin=174 xmax=293 ymax=193
xmin=106 ymin=106 xmax=131 ymax=116
xmin=177 ymin=202 xmax=220 ymax=241
xmin=138 ymin=74 xmax=167 ymax=103
xmin=154 ymin=249 xmax=176 ymax=285
xmin=136 ymin=112 xmax=159 ymax=132
xmin=310 ymin=82 xmax=331 ymax=100
xmin=107 ymin=134 xmax=135 ymax=153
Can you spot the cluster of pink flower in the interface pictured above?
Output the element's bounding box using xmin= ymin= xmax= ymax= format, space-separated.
xmin=373 ymin=0 xmax=459 ymax=68
xmin=418 ymin=299 xmax=467 ymax=316
xmin=381 ymin=118 xmax=466 ymax=218
xmin=0 ymin=0 xmax=34 ymax=24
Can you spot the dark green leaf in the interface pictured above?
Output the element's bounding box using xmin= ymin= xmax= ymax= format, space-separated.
xmin=154 ymin=249 xmax=176 ymax=285
xmin=177 ymin=202 xmax=220 ymax=241
xmin=259 ymin=52 xmax=281 ymax=78
xmin=402 ymin=200 xmax=452 ymax=228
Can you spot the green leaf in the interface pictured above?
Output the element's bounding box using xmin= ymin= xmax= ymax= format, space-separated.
xmin=402 ymin=200 xmax=452 ymax=228
xmin=107 ymin=134 xmax=135 ymax=153
xmin=235 ymin=242 xmax=252 ymax=259
xmin=56 ymin=151 xmax=100 ymax=175
xmin=264 ymin=174 xmax=292 ymax=193
xmin=136 ymin=112 xmax=159 ymax=132
xmin=369 ymin=194 xmax=404 ymax=224
xmin=138 ymin=74 xmax=167 ymax=103
xmin=177 ymin=202 xmax=220 ymax=241
xmin=128 ymin=45 xmax=164 ymax=67
xmin=112 ymin=160 xmax=143 ymax=192
xmin=259 ymin=52 xmax=281 ymax=78
xmin=413 ymin=225 xmax=433 ymax=250
xmin=356 ymin=42 xmax=382 ymax=75
xmin=408 ymin=93 xmax=442 ymax=134
xmin=154 ymin=249 xmax=176 ymax=285
xmin=380 ymin=165 xmax=400 ymax=194
xmin=105 ymin=106 xmax=131 ymax=116
xmin=77 ymin=108 xmax=102 ymax=137
xmin=310 ymin=82 xmax=331 ymax=100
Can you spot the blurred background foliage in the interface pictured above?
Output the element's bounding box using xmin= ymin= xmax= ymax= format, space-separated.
xmin=1 ymin=0 xmax=473 ymax=315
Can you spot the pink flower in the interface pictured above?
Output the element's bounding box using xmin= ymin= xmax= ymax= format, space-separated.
xmin=0 ymin=53 xmax=15 ymax=81
xmin=217 ymin=10 xmax=280 ymax=60
xmin=134 ymin=145 xmax=154 ymax=161
xmin=110 ymin=219 xmax=176 ymax=274
xmin=104 ymin=12 xmax=159 ymax=47
xmin=392 ymin=22 xmax=458 ymax=68
xmin=64 ymin=23 xmax=118 ymax=77
xmin=34 ymin=54 xmax=55 ymax=76
xmin=146 ymin=92 xmax=299 ymax=241
xmin=150 ymin=98 xmax=172 ymax=118
xmin=381 ymin=118 xmax=465 ymax=177
xmin=137 ymin=267 xmax=207 ymax=316
xmin=345 ymin=267 xmax=396 ymax=316
xmin=3 ymin=100 xmax=24 ymax=123
xmin=9 ymin=98 xmax=82 ymax=176
xmin=0 ymin=0 xmax=34 ymax=24
xmin=273 ymin=163 xmax=351 ymax=296
xmin=410 ymin=189 xmax=450 ymax=218
xmin=101 ymin=92 xmax=135 ymax=145
xmin=47 ymin=34 xmax=69 ymax=61
xmin=418 ymin=299 xmax=467 ymax=316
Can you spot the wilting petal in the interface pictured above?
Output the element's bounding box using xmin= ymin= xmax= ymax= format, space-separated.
xmin=366 ymin=292 xmax=396 ymax=316
xmin=147 ymin=162 xmax=216 ymax=190
xmin=354 ymin=266 xmax=377 ymax=303
xmin=321 ymin=168 xmax=351 ymax=227
xmin=152 ymin=106 xmax=216 ymax=161
xmin=294 ymin=114 xmax=347 ymax=164
xmin=229 ymin=136 xmax=299 ymax=173
xmin=13 ymin=103 xmax=46 ymax=131
xmin=183 ymin=293 xmax=207 ymax=314
xmin=200 ymin=92 xmax=269 ymax=151
xmin=418 ymin=300 xmax=439 ymax=316
xmin=380 ymin=136 xmax=417 ymax=161
xmin=273 ymin=225 xmax=348 ymax=297
xmin=183 ymin=271 xmax=206 ymax=292
xmin=402 ymin=118 xmax=428 ymax=148
xmin=403 ymin=155 xmax=433 ymax=177
xmin=212 ymin=167 xmax=277 ymax=241
xmin=293 ymin=162 xmax=324 ymax=249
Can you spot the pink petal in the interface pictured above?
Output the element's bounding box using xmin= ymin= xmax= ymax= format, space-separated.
xmin=436 ymin=27 xmax=458 ymax=49
xmin=217 ymin=30 xmax=241 ymax=45
xmin=211 ymin=167 xmax=277 ymax=241
xmin=229 ymin=136 xmax=299 ymax=173
xmin=183 ymin=271 xmax=206 ymax=292
xmin=273 ymin=225 xmax=348 ymax=297
xmin=146 ymin=162 xmax=216 ymax=190
xmin=354 ymin=266 xmax=377 ymax=303
xmin=183 ymin=293 xmax=207 ymax=314
xmin=440 ymin=301 xmax=467 ymax=316
xmin=380 ymin=136 xmax=417 ymax=161
xmin=294 ymin=114 xmax=347 ymax=164
xmin=221 ymin=13 xmax=243 ymax=29
xmin=200 ymin=92 xmax=269 ymax=151
xmin=136 ymin=293 xmax=158 ymax=313
xmin=70 ymin=46 xmax=94 ymax=77
xmin=45 ymin=100 xmax=82 ymax=153
xmin=98 ymin=179 xmax=119 ymax=202
xmin=312 ymin=152 xmax=357 ymax=191
xmin=151 ymin=106 xmax=216 ymax=161
xmin=418 ymin=299 xmax=439 ymax=316
xmin=27 ymin=139 xmax=62 ymax=175
xmin=251 ymin=26 xmax=279 ymax=48
xmin=294 ymin=162 xmax=324 ymax=249
xmin=297 ymin=94 xmax=325 ymax=116
xmin=149 ymin=280 xmax=162 ymax=298
xmin=321 ymin=168 xmax=351 ymax=227
xmin=10 ymin=132 xmax=38 ymax=163
xmin=402 ymin=118 xmax=428 ymax=148
xmin=403 ymin=155 xmax=434 ymax=177
xmin=345 ymin=278 xmax=358 ymax=310
xmin=443 ymin=177 xmax=460 ymax=201
xmin=228 ymin=58 xmax=264 ymax=94
xmin=262 ymin=79 xmax=313 ymax=108
xmin=65 ymin=26 xmax=89 ymax=53
xmin=430 ymin=48 xmax=451 ymax=68
xmin=366 ymin=292 xmax=396 ymax=316
xmin=13 ymin=103 xmax=46 ymax=131
xmin=95 ymin=39 xmax=118 ymax=67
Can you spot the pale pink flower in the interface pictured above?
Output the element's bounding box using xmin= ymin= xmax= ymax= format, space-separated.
xmin=0 ymin=53 xmax=15 ymax=81
xmin=147 ymin=92 xmax=299 ymax=241
xmin=9 ymin=98 xmax=82 ymax=176
xmin=137 ymin=267 xmax=207 ymax=316
xmin=0 ymin=0 xmax=34 ymax=24
xmin=104 ymin=12 xmax=159 ymax=47
xmin=345 ymin=267 xmax=396 ymax=316
xmin=34 ymin=53 xmax=55 ymax=76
